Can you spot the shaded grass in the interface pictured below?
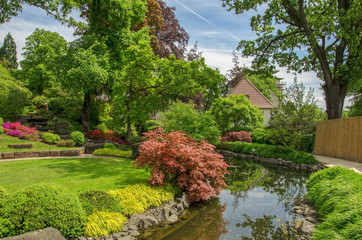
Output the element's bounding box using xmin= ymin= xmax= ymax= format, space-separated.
xmin=0 ymin=134 xmax=74 ymax=152
xmin=0 ymin=158 xmax=150 ymax=193
xmin=306 ymin=167 xmax=362 ymax=239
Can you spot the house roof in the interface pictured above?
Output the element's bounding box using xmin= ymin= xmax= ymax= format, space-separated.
xmin=228 ymin=78 xmax=274 ymax=109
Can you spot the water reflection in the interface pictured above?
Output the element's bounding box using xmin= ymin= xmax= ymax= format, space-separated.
xmin=138 ymin=159 xmax=308 ymax=240
xmin=138 ymin=198 xmax=228 ymax=240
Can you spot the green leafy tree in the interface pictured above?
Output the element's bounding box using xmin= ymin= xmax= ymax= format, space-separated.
xmin=209 ymin=95 xmax=264 ymax=134
xmin=0 ymin=64 xmax=31 ymax=120
xmin=268 ymin=79 xmax=326 ymax=135
xmin=222 ymin=0 xmax=362 ymax=119
xmin=0 ymin=0 xmax=75 ymax=24
xmin=0 ymin=32 xmax=18 ymax=69
xmin=62 ymin=35 xmax=109 ymax=133
xmin=161 ymin=101 xmax=221 ymax=144
xmin=19 ymin=28 xmax=67 ymax=95
xmin=113 ymin=41 xmax=159 ymax=138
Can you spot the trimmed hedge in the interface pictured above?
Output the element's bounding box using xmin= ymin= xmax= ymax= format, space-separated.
xmin=306 ymin=167 xmax=362 ymax=239
xmin=93 ymin=148 xmax=132 ymax=158
xmin=0 ymin=184 xmax=86 ymax=239
xmin=57 ymin=139 xmax=75 ymax=147
xmin=221 ymin=142 xmax=317 ymax=164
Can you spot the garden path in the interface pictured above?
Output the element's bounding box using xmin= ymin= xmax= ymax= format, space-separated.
xmin=313 ymin=154 xmax=362 ymax=174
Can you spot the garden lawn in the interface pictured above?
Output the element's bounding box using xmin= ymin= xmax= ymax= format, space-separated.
xmin=0 ymin=158 xmax=150 ymax=193
xmin=0 ymin=134 xmax=74 ymax=152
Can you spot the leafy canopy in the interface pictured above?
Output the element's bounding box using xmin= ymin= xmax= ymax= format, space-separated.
xmin=222 ymin=0 xmax=362 ymax=119
xmin=268 ymin=79 xmax=326 ymax=134
xmin=209 ymin=94 xmax=265 ymax=134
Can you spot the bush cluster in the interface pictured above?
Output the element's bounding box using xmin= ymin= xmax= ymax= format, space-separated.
xmin=306 ymin=167 xmax=362 ymax=239
xmin=0 ymin=126 xmax=3 ymax=134
xmin=251 ymin=128 xmax=267 ymax=144
xmin=79 ymin=190 xmax=122 ymax=216
xmin=161 ymin=101 xmax=221 ymax=144
xmin=223 ymin=142 xmax=317 ymax=164
xmin=134 ymin=128 xmax=229 ymax=202
xmin=57 ymin=139 xmax=75 ymax=147
xmin=93 ymin=148 xmax=132 ymax=158
xmin=42 ymin=132 xmax=61 ymax=144
xmin=1 ymin=122 xmax=39 ymax=140
xmin=104 ymin=143 xmax=116 ymax=149
xmin=109 ymin=183 xmax=181 ymax=217
xmin=221 ymin=131 xmax=252 ymax=143
xmin=0 ymin=184 xmax=86 ymax=239
xmin=70 ymin=131 xmax=85 ymax=146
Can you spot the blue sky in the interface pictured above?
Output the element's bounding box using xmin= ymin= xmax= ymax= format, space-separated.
xmin=0 ymin=0 xmax=351 ymax=109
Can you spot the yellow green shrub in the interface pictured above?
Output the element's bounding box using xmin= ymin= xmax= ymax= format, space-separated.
xmin=109 ymin=183 xmax=181 ymax=217
xmin=84 ymin=211 xmax=127 ymax=237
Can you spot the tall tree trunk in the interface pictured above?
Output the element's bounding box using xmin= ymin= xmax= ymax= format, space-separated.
xmin=127 ymin=118 xmax=132 ymax=139
xmin=323 ymin=78 xmax=348 ymax=120
xmin=82 ymin=93 xmax=91 ymax=134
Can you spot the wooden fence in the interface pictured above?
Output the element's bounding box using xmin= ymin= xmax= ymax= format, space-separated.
xmin=313 ymin=116 xmax=362 ymax=162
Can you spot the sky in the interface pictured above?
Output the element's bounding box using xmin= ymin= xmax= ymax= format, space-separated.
xmin=0 ymin=0 xmax=352 ymax=109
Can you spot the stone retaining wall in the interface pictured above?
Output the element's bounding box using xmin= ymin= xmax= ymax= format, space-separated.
xmin=0 ymin=149 xmax=81 ymax=160
xmin=217 ymin=149 xmax=325 ymax=173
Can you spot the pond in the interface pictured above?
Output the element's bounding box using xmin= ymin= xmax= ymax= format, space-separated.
xmin=138 ymin=158 xmax=309 ymax=240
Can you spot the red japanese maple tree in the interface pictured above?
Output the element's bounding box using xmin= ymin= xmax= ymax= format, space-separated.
xmin=133 ymin=127 xmax=229 ymax=203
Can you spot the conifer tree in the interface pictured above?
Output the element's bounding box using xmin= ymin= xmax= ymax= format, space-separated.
xmin=0 ymin=32 xmax=18 ymax=69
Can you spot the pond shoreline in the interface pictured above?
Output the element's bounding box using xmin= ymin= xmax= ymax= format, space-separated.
xmin=216 ymin=149 xmax=325 ymax=173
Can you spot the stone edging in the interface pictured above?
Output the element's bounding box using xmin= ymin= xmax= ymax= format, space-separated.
xmin=216 ymin=149 xmax=325 ymax=173
xmin=0 ymin=148 xmax=82 ymax=160
xmin=74 ymin=192 xmax=191 ymax=240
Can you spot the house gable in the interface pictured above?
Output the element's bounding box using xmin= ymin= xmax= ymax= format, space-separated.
xmin=228 ymin=78 xmax=274 ymax=109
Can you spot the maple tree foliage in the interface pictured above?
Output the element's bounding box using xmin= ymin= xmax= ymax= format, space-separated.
xmin=221 ymin=131 xmax=252 ymax=143
xmin=151 ymin=0 xmax=189 ymax=59
xmin=134 ymin=127 xmax=229 ymax=203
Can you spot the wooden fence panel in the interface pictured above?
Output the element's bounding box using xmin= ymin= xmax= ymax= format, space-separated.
xmin=313 ymin=116 xmax=362 ymax=163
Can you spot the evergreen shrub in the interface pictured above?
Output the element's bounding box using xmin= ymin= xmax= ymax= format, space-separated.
xmin=71 ymin=131 xmax=85 ymax=146
xmin=299 ymin=133 xmax=315 ymax=153
xmin=251 ymin=128 xmax=267 ymax=144
xmin=41 ymin=132 xmax=61 ymax=144
xmin=0 ymin=184 xmax=86 ymax=239
xmin=79 ymin=190 xmax=122 ymax=216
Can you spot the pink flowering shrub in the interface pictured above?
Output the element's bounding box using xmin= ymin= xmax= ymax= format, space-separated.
xmin=221 ymin=131 xmax=252 ymax=143
xmin=134 ymin=127 xmax=229 ymax=203
xmin=1 ymin=122 xmax=39 ymax=140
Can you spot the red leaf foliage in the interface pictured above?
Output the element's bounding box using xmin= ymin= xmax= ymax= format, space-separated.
xmin=221 ymin=131 xmax=252 ymax=143
xmin=133 ymin=127 xmax=229 ymax=203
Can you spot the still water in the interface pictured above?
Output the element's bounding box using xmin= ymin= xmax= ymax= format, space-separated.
xmin=138 ymin=158 xmax=309 ymax=240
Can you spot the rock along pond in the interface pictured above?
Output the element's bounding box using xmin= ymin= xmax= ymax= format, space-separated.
xmin=138 ymin=158 xmax=309 ymax=240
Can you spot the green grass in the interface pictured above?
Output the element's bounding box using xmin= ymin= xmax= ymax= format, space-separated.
xmin=0 ymin=158 xmax=150 ymax=193
xmin=306 ymin=167 xmax=362 ymax=239
xmin=0 ymin=134 xmax=74 ymax=152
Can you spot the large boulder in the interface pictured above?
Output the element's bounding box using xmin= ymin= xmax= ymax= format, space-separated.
xmin=2 ymin=227 xmax=65 ymax=240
